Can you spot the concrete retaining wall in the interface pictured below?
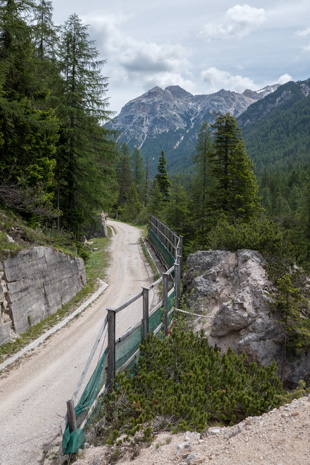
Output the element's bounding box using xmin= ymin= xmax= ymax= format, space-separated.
xmin=0 ymin=246 xmax=86 ymax=344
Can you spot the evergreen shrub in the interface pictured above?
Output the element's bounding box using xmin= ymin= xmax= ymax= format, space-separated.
xmin=206 ymin=215 xmax=290 ymax=256
xmin=96 ymin=329 xmax=284 ymax=445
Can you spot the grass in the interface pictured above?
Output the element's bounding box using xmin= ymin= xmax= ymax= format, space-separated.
xmin=0 ymin=231 xmax=112 ymax=364
xmin=84 ymin=235 xmax=111 ymax=288
xmin=0 ymin=208 xmax=80 ymax=260
xmin=139 ymin=237 xmax=160 ymax=281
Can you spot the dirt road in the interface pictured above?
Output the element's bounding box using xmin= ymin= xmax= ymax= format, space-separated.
xmin=0 ymin=221 xmax=154 ymax=465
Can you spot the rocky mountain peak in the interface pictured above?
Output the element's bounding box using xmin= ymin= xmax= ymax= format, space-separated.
xmin=106 ymin=82 xmax=280 ymax=171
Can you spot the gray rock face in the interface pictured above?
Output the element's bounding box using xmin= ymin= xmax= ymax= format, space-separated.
xmin=183 ymin=249 xmax=310 ymax=386
xmin=0 ymin=246 xmax=86 ymax=342
xmin=107 ymin=85 xmax=278 ymax=150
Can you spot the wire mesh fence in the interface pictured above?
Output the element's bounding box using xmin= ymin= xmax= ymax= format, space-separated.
xmin=62 ymin=219 xmax=182 ymax=456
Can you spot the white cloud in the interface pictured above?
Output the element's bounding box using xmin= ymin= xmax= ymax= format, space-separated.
xmin=200 ymin=4 xmax=266 ymax=40
xmin=200 ymin=67 xmax=257 ymax=93
xmin=84 ymin=13 xmax=191 ymax=86
xmin=276 ymin=74 xmax=293 ymax=84
xmin=303 ymin=44 xmax=310 ymax=52
xmin=297 ymin=27 xmax=310 ymax=37
xmin=120 ymin=41 xmax=189 ymax=75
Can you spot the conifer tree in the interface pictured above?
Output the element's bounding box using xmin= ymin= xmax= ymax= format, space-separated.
xmin=193 ymin=121 xmax=213 ymax=219
xmin=0 ymin=0 xmax=58 ymax=213
xmin=122 ymin=183 xmax=141 ymax=221
xmin=155 ymin=150 xmax=170 ymax=202
xmin=209 ymin=113 xmax=260 ymax=222
xmin=55 ymin=14 xmax=117 ymax=232
xmin=116 ymin=142 xmax=133 ymax=205
xmin=130 ymin=146 xmax=145 ymax=201
xmin=33 ymin=0 xmax=58 ymax=60
xmin=273 ymin=273 xmax=310 ymax=378
xmin=144 ymin=155 xmax=150 ymax=206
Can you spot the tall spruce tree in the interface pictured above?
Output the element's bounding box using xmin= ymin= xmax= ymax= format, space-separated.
xmin=130 ymin=146 xmax=145 ymax=201
xmin=192 ymin=121 xmax=214 ymax=234
xmin=56 ymin=14 xmax=117 ymax=232
xmin=209 ymin=113 xmax=260 ymax=222
xmin=116 ymin=142 xmax=132 ymax=205
xmin=0 ymin=0 xmax=58 ymax=214
xmin=155 ymin=150 xmax=170 ymax=202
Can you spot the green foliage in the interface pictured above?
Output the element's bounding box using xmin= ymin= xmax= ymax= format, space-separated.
xmin=205 ymin=215 xmax=291 ymax=256
xmin=191 ymin=121 xmax=214 ymax=236
xmin=155 ymin=150 xmax=171 ymax=201
xmin=121 ymin=183 xmax=141 ymax=222
xmin=272 ymin=273 xmax=310 ymax=361
xmin=116 ymin=142 xmax=133 ymax=205
xmin=131 ymin=147 xmax=145 ymax=202
xmin=208 ymin=114 xmax=261 ymax=223
xmin=55 ymin=14 xmax=117 ymax=233
xmin=0 ymin=0 xmax=59 ymax=209
xmin=95 ymin=330 xmax=284 ymax=445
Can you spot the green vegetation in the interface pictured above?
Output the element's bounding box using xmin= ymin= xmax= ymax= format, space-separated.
xmin=271 ymin=272 xmax=310 ymax=373
xmin=0 ymin=1 xmax=118 ymax=238
xmin=92 ymin=329 xmax=284 ymax=446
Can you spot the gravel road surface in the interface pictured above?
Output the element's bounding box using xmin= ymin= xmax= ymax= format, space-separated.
xmin=0 ymin=220 xmax=154 ymax=465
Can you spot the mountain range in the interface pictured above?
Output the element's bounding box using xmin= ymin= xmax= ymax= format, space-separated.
xmin=107 ymin=79 xmax=310 ymax=176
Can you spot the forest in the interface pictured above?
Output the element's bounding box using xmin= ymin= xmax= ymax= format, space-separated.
xmin=2 ymin=1 xmax=310 ymax=282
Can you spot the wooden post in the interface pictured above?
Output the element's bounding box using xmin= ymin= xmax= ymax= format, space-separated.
xmin=175 ymin=262 xmax=180 ymax=308
xmin=107 ymin=308 xmax=116 ymax=390
xmin=66 ymin=400 xmax=77 ymax=433
xmin=142 ymin=287 xmax=149 ymax=340
xmin=179 ymin=236 xmax=183 ymax=277
xmin=163 ymin=273 xmax=169 ymax=336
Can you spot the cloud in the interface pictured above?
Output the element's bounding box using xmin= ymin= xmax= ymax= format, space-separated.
xmin=120 ymin=42 xmax=189 ymax=75
xmin=200 ymin=67 xmax=257 ymax=93
xmin=200 ymin=4 xmax=266 ymax=40
xmin=297 ymin=27 xmax=310 ymax=37
xmin=276 ymin=74 xmax=293 ymax=84
xmin=302 ymin=44 xmax=310 ymax=52
xmin=83 ymin=12 xmax=193 ymax=91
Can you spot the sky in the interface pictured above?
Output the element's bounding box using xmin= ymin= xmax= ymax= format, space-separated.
xmin=51 ymin=0 xmax=310 ymax=115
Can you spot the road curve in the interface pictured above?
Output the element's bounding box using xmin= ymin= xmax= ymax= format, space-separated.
xmin=0 ymin=220 xmax=154 ymax=465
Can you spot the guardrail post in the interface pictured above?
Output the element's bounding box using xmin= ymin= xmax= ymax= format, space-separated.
xmin=142 ymin=287 xmax=149 ymax=340
xmin=66 ymin=399 xmax=77 ymax=433
xmin=163 ymin=273 xmax=169 ymax=336
xmin=175 ymin=262 xmax=180 ymax=308
xmin=178 ymin=236 xmax=183 ymax=277
xmin=107 ymin=308 xmax=116 ymax=390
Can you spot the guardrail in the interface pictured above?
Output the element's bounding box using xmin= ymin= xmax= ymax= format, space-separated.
xmin=62 ymin=218 xmax=183 ymax=456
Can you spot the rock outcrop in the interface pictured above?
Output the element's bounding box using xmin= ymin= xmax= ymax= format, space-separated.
xmin=183 ymin=249 xmax=310 ymax=387
xmin=0 ymin=246 xmax=86 ymax=344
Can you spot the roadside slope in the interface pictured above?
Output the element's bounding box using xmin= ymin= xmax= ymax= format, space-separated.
xmin=0 ymin=220 xmax=154 ymax=465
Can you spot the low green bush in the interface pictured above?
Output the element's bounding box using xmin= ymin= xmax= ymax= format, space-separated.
xmin=95 ymin=329 xmax=284 ymax=445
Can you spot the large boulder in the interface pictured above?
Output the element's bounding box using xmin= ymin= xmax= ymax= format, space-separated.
xmin=183 ymin=249 xmax=310 ymax=387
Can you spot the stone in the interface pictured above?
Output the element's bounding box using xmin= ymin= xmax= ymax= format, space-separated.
xmin=177 ymin=442 xmax=191 ymax=454
xmin=210 ymin=428 xmax=221 ymax=435
xmin=183 ymin=249 xmax=310 ymax=387
xmin=186 ymin=453 xmax=196 ymax=463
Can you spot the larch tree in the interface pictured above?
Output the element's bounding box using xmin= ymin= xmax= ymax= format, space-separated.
xmin=209 ymin=113 xmax=261 ymax=222
xmin=56 ymin=14 xmax=117 ymax=232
